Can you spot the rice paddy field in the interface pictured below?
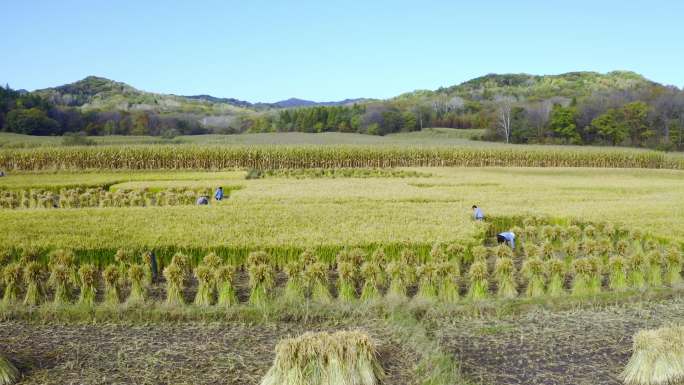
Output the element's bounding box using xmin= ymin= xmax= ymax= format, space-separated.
xmin=1 ymin=140 xmax=684 ymax=385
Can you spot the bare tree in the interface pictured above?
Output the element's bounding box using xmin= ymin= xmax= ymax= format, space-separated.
xmin=495 ymin=95 xmax=516 ymax=143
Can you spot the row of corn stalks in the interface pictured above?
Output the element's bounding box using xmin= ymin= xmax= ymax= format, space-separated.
xmin=0 ymin=145 xmax=680 ymax=170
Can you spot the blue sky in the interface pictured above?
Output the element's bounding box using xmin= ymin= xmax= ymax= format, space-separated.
xmin=2 ymin=0 xmax=683 ymax=102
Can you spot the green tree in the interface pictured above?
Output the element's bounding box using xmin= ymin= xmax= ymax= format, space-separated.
xmin=591 ymin=109 xmax=627 ymax=145
xmin=549 ymin=104 xmax=580 ymax=143
xmin=4 ymin=108 xmax=59 ymax=135
xmin=622 ymin=101 xmax=651 ymax=146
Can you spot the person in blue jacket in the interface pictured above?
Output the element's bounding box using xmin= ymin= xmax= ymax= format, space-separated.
xmin=472 ymin=205 xmax=485 ymax=221
xmin=214 ymin=187 xmax=224 ymax=201
xmin=497 ymin=231 xmax=516 ymax=249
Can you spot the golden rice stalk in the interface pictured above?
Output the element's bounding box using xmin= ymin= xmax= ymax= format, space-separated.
xmin=260 ymin=330 xmax=384 ymax=385
xmin=360 ymin=262 xmax=382 ymax=301
xmin=49 ymin=249 xmax=76 ymax=268
xmin=170 ymin=252 xmax=191 ymax=278
xmin=521 ymin=258 xmax=546 ymax=297
xmin=435 ymin=261 xmax=460 ymax=303
xmin=429 ymin=243 xmax=447 ymax=263
xmin=283 ymin=260 xmax=306 ymax=303
xmin=467 ymin=261 xmax=489 ymax=300
xmin=248 ymin=263 xmax=275 ymax=307
xmin=126 ymin=263 xmax=147 ymax=305
xmin=202 ymin=252 xmax=222 ymax=269
xmin=570 ymin=258 xmax=592 ymax=297
xmin=583 ymin=225 xmax=597 ymax=238
xmin=102 ymin=264 xmax=120 ymax=306
xmin=494 ymin=257 xmax=517 ymax=299
xmin=446 ymin=243 xmax=466 ymax=264
xmin=114 ymin=248 xmax=132 ymax=266
xmin=562 ymin=240 xmax=579 ymax=258
xmin=523 ymin=243 xmax=541 ymax=259
xmin=304 ymin=262 xmax=331 ymax=304
xmin=22 ymin=261 xmax=43 ymax=306
xmin=622 ymin=326 xmax=684 ymax=385
xmin=2 ymin=263 xmax=22 ymax=305
xmin=385 ymin=261 xmax=407 ymax=300
xmin=567 ymin=225 xmax=582 ymax=239
xmin=194 ymin=264 xmax=215 ymax=306
xmin=645 ymin=251 xmax=663 ymax=288
xmin=628 ymin=252 xmax=648 ymax=290
xmin=369 ymin=249 xmax=387 ymax=286
xmin=18 ymin=247 xmax=39 ymax=266
xmin=494 ymin=244 xmax=513 ymax=259
xmin=540 ymin=241 xmax=555 ymax=260
xmin=415 ymin=263 xmax=438 ymax=301
xmin=616 ymin=239 xmax=630 ymax=256
xmin=400 ymin=249 xmax=418 ymax=266
xmin=586 ymin=256 xmax=604 ymax=295
xmin=49 ymin=264 xmax=72 ymax=306
xmin=337 ymin=248 xmax=365 ymax=266
xmin=77 ymin=264 xmax=98 ymax=306
xmin=471 ymin=246 xmax=488 ymax=263
xmin=608 ymin=256 xmax=628 ymax=292
xmin=664 ymin=246 xmax=683 ymax=287
xmin=299 ymin=249 xmax=318 ymax=266
xmin=247 ymin=250 xmax=270 ymax=267
xmin=0 ymin=354 xmax=19 ymax=385
xmin=163 ymin=263 xmax=186 ymax=306
xmin=0 ymin=250 xmax=10 ymax=267
xmin=216 ymin=265 xmax=238 ymax=306
xmin=545 ymin=258 xmax=566 ymax=297
xmin=336 ymin=261 xmax=357 ymax=302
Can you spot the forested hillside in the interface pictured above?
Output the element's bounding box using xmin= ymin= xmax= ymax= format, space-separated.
xmin=2 ymin=71 xmax=683 ymax=150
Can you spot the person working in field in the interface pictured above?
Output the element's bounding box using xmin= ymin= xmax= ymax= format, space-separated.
xmin=497 ymin=231 xmax=516 ymax=249
xmin=472 ymin=205 xmax=485 ymax=221
xmin=214 ymin=187 xmax=224 ymax=201
xmin=196 ymin=195 xmax=209 ymax=205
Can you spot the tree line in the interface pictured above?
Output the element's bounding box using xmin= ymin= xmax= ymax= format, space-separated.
xmin=1 ymin=86 xmax=208 ymax=138
xmin=2 ymin=82 xmax=684 ymax=150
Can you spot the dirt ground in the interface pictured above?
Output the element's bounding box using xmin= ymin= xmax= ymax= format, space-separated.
xmin=0 ymin=319 xmax=417 ymax=385
xmin=434 ymin=298 xmax=684 ymax=385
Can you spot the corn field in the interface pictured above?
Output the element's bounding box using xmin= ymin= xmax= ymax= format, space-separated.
xmin=0 ymin=145 xmax=681 ymax=171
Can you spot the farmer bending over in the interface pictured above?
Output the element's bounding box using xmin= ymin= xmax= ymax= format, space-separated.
xmin=214 ymin=187 xmax=224 ymax=201
xmin=497 ymin=231 xmax=516 ymax=249
xmin=472 ymin=205 xmax=485 ymax=221
xmin=196 ymin=195 xmax=209 ymax=205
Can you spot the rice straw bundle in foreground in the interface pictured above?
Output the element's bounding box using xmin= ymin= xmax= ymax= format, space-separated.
xmin=623 ymin=326 xmax=684 ymax=385
xmin=0 ymin=355 xmax=19 ymax=385
xmin=260 ymin=330 xmax=384 ymax=385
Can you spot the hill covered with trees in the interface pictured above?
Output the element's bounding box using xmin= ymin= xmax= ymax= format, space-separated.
xmin=2 ymin=71 xmax=683 ymax=150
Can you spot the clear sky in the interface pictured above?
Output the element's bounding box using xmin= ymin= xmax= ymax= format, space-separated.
xmin=2 ymin=0 xmax=683 ymax=102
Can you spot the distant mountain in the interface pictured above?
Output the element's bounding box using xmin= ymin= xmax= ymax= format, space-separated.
xmin=34 ymin=76 xmax=251 ymax=114
xmin=268 ymin=97 xmax=370 ymax=108
xmin=30 ymin=71 xmax=669 ymax=118
xmin=34 ymin=76 xmax=372 ymax=113
xmin=395 ymin=71 xmax=661 ymax=102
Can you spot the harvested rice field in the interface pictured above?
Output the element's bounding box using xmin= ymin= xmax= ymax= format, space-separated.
xmin=434 ymin=296 xmax=684 ymax=385
xmin=0 ymin=318 xmax=417 ymax=385
xmin=1 ymin=148 xmax=683 ymax=385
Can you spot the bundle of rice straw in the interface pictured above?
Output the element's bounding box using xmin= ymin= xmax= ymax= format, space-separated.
xmin=623 ymin=326 xmax=684 ymax=385
xmin=0 ymin=355 xmax=19 ymax=385
xmin=260 ymin=330 xmax=384 ymax=385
